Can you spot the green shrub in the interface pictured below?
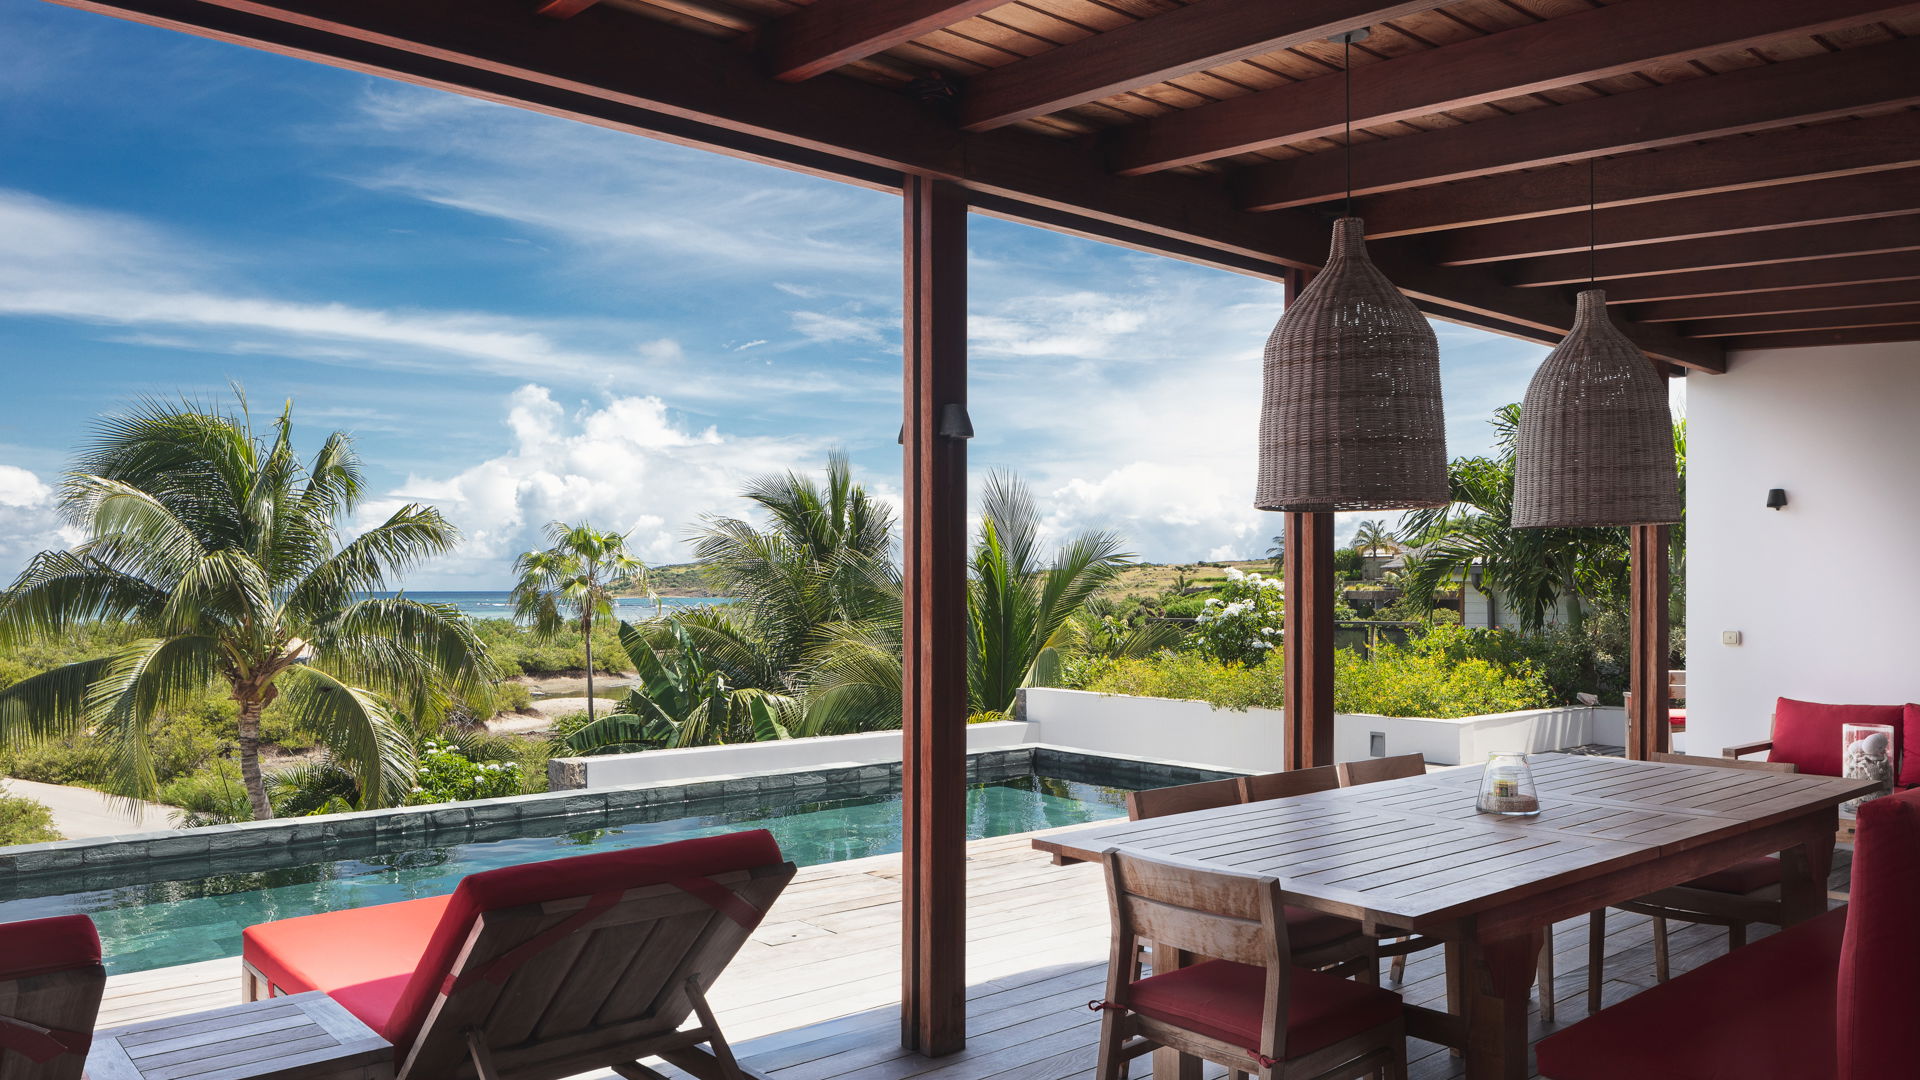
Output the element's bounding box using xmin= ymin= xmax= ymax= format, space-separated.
xmin=1073 ymin=653 xmax=1281 ymax=712
xmin=407 ymin=740 xmax=525 ymax=804
xmin=1190 ymin=567 xmax=1284 ymax=666
xmin=0 ymin=794 xmax=62 ymax=845
xmin=471 ymin=620 xmax=627 ymax=677
xmin=160 ymin=764 xmax=256 ymax=827
xmin=1334 ymin=637 xmax=1552 ymax=719
xmin=493 ymin=681 xmax=536 ymax=713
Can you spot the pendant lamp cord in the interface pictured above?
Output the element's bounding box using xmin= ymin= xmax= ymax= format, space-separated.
xmin=1344 ymin=36 xmax=1353 ymax=219
xmin=1587 ymin=156 xmax=1596 ymax=286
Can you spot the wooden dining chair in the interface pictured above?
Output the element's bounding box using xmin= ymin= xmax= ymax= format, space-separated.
xmin=1093 ymin=850 xmax=1408 ymax=1080
xmin=1239 ymin=766 xmax=1340 ymax=803
xmin=1336 ymin=754 xmax=1426 ymax=787
xmin=1127 ymin=776 xmax=1371 ymax=978
xmin=1126 ymin=776 xmax=1245 ymax=821
xmin=1582 ymin=753 xmax=1800 ymax=1013
xmin=1333 ymin=755 xmax=1444 ymax=990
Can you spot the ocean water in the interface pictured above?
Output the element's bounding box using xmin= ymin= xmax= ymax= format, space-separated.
xmin=370 ymin=591 xmax=730 ymax=623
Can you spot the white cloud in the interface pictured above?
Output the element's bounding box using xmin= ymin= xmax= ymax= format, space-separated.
xmin=0 ymin=464 xmax=79 ymax=579
xmin=369 ymin=385 xmax=836 ymax=585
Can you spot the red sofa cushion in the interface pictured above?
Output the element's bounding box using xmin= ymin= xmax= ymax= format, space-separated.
xmin=1837 ymin=788 xmax=1920 ymax=1080
xmin=1769 ymin=698 xmax=1903 ymax=779
xmin=1904 ymin=705 xmax=1920 ymax=788
xmin=1687 ymin=856 xmax=1781 ymax=895
xmin=1537 ymin=905 xmax=1847 ymax=1080
xmin=242 ymin=829 xmax=783 ymax=1050
xmin=0 ymin=915 xmax=99 ymax=981
xmin=1125 ymin=959 xmax=1401 ymax=1062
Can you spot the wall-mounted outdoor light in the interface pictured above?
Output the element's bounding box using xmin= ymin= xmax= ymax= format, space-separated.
xmin=1766 ymin=488 xmax=1789 ymax=510
xmin=894 ymin=404 xmax=975 ymax=444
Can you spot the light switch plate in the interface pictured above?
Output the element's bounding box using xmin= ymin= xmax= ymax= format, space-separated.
xmin=1721 ymin=630 xmax=1743 ymax=646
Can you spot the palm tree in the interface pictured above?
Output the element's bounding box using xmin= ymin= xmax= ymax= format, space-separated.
xmin=0 ymin=395 xmax=491 ymax=818
xmin=1398 ymin=404 xmax=1658 ymax=632
xmin=688 ymin=450 xmax=896 ymax=677
xmin=1352 ymin=519 xmax=1401 ymax=557
xmin=968 ymin=472 xmax=1135 ymax=714
xmin=511 ymin=522 xmax=646 ymax=722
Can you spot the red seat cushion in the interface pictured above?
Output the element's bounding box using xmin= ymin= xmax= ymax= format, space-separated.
xmin=1286 ymin=906 xmax=1360 ymax=952
xmin=242 ymin=829 xmax=783 ymax=1050
xmin=1125 ymin=959 xmax=1401 ymax=1061
xmin=1837 ymin=788 xmax=1920 ymax=1079
xmin=1686 ymin=856 xmax=1781 ymax=895
xmin=0 ymin=915 xmax=99 ymax=980
xmin=1669 ymin=707 xmax=1686 ymax=733
xmin=243 ymin=894 xmax=451 ymax=1041
xmin=1537 ymin=906 xmax=1848 ymax=1080
xmin=1769 ymin=698 xmax=1903 ymax=779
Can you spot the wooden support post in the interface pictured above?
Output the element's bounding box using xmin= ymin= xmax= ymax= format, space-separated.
xmin=1627 ymin=524 xmax=1671 ymax=760
xmin=900 ymin=174 xmax=968 ymax=1057
xmin=1283 ymin=509 xmax=1336 ymax=769
xmin=1277 ymin=268 xmax=1336 ymax=771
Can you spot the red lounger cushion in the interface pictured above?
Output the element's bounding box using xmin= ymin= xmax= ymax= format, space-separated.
xmin=1126 ymin=959 xmax=1401 ymax=1061
xmin=243 ymin=829 xmax=783 ymax=1049
xmin=1770 ymin=698 xmax=1903 ymax=779
xmin=0 ymin=915 xmax=100 ymax=980
xmin=1837 ymin=788 xmax=1920 ymax=1079
xmin=1687 ymin=855 xmax=1781 ymax=895
xmin=1536 ymin=906 xmax=1847 ymax=1080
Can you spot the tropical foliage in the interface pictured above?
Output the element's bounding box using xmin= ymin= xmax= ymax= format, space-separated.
xmin=555 ymin=620 xmax=800 ymax=755
xmin=1351 ymin=520 xmax=1401 ymax=557
xmin=0 ymin=794 xmax=61 ymax=845
xmin=0 ymin=395 xmax=492 ymax=818
xmin=1191 ymin=567 xmax=1284 ymax=666
xmin=408 ymin=739 xmax=524 ymax=804
xmin=511 ymin=522 xmax=645 ymax=720
xmin=1398 ymin=404 xmax=1685 ymax=632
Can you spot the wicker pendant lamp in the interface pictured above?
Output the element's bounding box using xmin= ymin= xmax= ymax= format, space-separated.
xmin=1512 ymin=162 xmax=1681 ymax=528
xmin=1255 ymin=30 xmax=1448 ymax=512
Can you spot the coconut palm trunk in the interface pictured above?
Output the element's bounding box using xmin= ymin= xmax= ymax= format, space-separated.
xmin=234 ymin=692 xmax=273 ymax=819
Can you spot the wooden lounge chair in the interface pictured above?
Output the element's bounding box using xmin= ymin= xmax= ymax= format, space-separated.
xmin=241 ymin=830 xmax=795 ymax=1080
xmin=1537 ymin=785 xmax=1920 ymax=1079
xmin=1581 ymin=753 xmax=1800 ymax=1011
xmin=1092 ymin=850 xmax=1408 ymax=1080
xmin=0 ymin=915 xmax=104 ymax=1080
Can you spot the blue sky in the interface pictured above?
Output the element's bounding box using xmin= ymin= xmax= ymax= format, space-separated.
xmin=0 ymin=0 xmax=1583 ymax=588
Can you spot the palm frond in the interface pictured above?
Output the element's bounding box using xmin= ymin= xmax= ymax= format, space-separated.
xmin=274 ymin=664 xmax=416 ymax=809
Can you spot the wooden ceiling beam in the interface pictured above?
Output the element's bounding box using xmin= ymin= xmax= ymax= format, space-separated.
xmin=1681 ymin=303 xmax=1920 ymax=338
xmin=43 ymin=0 xmax=1721 ymax=372
xmin=1721 ymin=326 xmax=1920 ymax=350
xmin=1354 ymin=111 xmax=1920 ymax=239
xmin=766 ymin=1 xmax=1006 ymax=82
xmin=1429 ymin=170 xmax=1920 ymax=266
xmin=1237 ymin=38 xmax=1920 ymax=212
xmin=1632 ymin=281 xmax=1920 ymax=323
xmin=533 ymin=0 xmax=600 ymax=18
xmin=956 ymin=0 xmax=1443 ymax=132
xmin=1601 ymin=253 xmax=1920 ymax=304
xmin=1507 ymin=218 xmax=1920 ymax=288
xmin=1112 ymin=0 xmax=1918 ymax=176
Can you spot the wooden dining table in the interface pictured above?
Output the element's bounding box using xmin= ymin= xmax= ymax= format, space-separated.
xmin=1031 ymin=752 xmax=1875 ymax=1080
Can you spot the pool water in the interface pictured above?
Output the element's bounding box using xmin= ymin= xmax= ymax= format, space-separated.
xmin=0 ymin=775 xmax=1128 ymax=974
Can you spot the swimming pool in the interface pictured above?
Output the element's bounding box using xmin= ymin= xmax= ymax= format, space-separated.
xmin=0 ymin=774 xmax=1130 ymax=974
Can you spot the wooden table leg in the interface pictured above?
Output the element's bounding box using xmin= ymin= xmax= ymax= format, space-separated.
xmin=1150 ymin=946 xmax=1202 ymax=1080
xmin=1780 ymin=807 xmax=1838 ymax=926
xmin=1458 ymin=924 xmax=1543 ymax=1080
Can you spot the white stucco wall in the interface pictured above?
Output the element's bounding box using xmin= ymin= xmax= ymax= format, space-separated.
xmin=555 ymin=720 xmax=1035 ymax=787
xmin=1686 ymin=342 xmax=1920 ymax=759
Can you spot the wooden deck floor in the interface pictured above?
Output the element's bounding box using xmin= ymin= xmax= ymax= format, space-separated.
xmin=100 ymin=828 xmax=1850 ymax=1080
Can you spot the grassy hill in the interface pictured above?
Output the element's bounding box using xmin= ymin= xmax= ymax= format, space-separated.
xmin=618 ymin=557 xmax=1278 ymax=601
xmin=613 ymin=562 xmax=719 ymax=598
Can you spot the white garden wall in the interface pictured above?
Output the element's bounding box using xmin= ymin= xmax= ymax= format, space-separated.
xmin=553 ymin=720 xmax=1034 ymax=787
xmin=1686 ymin=342 xmax=1920 ymax=759
xmin=1016 ymin=688 xmax=1618 ymax=768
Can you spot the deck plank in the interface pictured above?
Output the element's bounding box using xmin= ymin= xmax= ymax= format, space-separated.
xmin=98 ymin=828 xmax=1853 ymax=1080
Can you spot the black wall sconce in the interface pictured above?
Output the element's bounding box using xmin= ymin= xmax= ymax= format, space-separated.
xmin=1766 ymin=488 xmax=1789 ymax=511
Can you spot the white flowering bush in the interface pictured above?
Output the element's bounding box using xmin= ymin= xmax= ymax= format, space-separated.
xmin=1190 ymin=566 xmax=1285 ymax=666
xmin=407 ymin=740 xmax=524 ymax=805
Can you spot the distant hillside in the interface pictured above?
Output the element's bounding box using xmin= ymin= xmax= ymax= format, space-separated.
xmin=1097 ymin=558 xmax=1277 ymax=601
xmin=616 ymin=557 xmax=1277 ymax=601
xmin=613 ymin=562 xmax=719 ymax=598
